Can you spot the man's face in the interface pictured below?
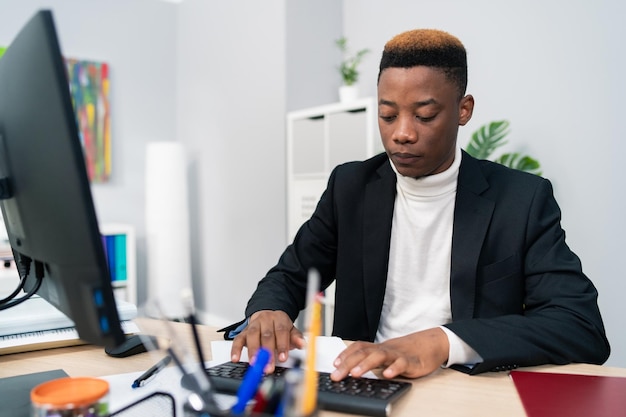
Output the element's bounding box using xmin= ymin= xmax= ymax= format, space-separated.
xmin=377 ymin=66 xmax=474 ymax=178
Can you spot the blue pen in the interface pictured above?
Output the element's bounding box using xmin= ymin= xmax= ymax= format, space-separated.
xmin=231 ymin=347 xmax=271 ymax=414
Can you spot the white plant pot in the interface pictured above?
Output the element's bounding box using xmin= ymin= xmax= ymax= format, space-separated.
xmin=339 ymin=85 xmax=359 ymax=103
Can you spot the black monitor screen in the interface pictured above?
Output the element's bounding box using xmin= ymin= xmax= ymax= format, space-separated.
xmin=0 ymin=10 xmax=125 ymax=348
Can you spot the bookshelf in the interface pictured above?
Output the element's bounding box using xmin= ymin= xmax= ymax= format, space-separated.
xmin=286 ymin=97 xmax=381 ymax=241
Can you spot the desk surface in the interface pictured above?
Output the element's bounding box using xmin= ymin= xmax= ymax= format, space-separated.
xmin=1 ymin=318 xmax=625 ymax=417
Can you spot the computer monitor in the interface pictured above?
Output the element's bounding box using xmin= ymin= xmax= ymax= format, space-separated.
xmin=0 ymin=10 xmax=125 ymax=348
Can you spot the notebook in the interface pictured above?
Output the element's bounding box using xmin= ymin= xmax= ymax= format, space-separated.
xmin=0 ymin=369 xmax=68 ymax=417
xmin=510 ymin=370 xmax=626 ymax=417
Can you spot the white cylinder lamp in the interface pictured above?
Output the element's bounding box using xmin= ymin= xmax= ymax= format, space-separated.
xmin=145 ymin=141 xmax=192 ymax=319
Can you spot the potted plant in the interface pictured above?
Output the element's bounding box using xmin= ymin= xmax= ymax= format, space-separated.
xmin=335 ymin=37 xmax=370 ymax=102
xmin=465 ymin=120 xmax=542 ymax=175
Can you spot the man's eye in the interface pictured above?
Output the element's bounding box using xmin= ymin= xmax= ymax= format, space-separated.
xmin=417 ymin=114 xmax=436 ymax=122
xmin=379 ymin=115 xmax=396 ymax=122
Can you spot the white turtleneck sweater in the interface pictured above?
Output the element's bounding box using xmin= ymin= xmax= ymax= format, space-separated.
xmin=376 ymin=146 xmax=481 ymax=368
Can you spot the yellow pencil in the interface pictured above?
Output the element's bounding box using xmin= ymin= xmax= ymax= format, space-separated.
xmin=302 ymin=296 xmax=321 ymax=415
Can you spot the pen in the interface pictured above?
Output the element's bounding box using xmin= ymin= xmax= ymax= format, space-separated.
xmin=262 ymin=376 xmax=285 ymax=415
xmin=251 ymin=377 xmax=274 ymax=413
xmin=131 ymin=355 xmax=172 ymax=388
xmin=302 ymin=293 xmax=321 ymax=415
xmin=276 ymin=359 xmax=303 ymax=417
xmin=231 ymin=347 xmax=271 ymax=415
xmin=304 ymin=269 xmax=320 ymax=328
xmin=181 ymin=288 xmax=209 ymax=370
xmin=180 ymin=289 xmax=219 ymax=406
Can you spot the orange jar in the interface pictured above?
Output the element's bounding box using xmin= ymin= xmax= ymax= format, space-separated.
xmin=31 ymin=377 xmax=109 ymax=417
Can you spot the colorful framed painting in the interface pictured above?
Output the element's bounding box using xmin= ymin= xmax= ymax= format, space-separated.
xmin=66 ymin=58 xmax=111 ymax=183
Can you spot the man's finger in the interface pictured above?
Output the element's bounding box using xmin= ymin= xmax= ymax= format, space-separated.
xmin=273 ymin=320 xmax=294 ymax=362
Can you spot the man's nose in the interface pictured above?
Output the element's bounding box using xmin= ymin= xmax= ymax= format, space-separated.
xmin=393 ymin=117 xmax=417 ymax=144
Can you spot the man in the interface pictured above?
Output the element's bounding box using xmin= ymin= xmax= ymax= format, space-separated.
xmin=226 ymin=29 xmax=610 ymax=379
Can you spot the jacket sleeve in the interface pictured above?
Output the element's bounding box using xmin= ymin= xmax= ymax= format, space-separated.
xmin=445 ymin=178 xmax=610 ymax=374
xmin=244 ymin=167 xmax=341 ymax=321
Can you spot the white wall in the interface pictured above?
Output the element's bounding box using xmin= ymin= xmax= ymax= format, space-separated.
xmin=176 ymin=0 xmax=288 ymax=325
xmin=343 ymin=0 xmax=626 ymax=367
xmin=285 ymin=0 xmax=343 ymax=111
xmin=0 ymin=0 xmax=179 ymax=307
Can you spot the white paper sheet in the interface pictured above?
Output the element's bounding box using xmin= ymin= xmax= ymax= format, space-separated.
xmin=102 ymin=364 xmax=235 ymax=417
xmin=210 ymin=336 xmax=377 ymax=377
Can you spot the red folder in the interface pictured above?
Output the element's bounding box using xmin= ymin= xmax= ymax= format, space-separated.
xmin=510 ymin=370 xmax=626 ymax=417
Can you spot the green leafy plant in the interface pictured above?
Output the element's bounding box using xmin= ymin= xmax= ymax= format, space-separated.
xmin=465 ymin=120 xmax=542 ymax=175
xmin=335 ymin=37 xmax=370 ymax=86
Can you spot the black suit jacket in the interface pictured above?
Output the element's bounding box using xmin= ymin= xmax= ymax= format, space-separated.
xmin=245 ymin=151 xmax=610 ymax=374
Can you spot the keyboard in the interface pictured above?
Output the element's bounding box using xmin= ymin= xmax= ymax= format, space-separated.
xmin=0 ymin=320 xmax=140 ymax=355
xmin=206 ymin=361 xmax=412 ymax=417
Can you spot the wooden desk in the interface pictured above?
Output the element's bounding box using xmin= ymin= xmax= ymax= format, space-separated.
xmin=2 ymin=318 xmax=625 ymax=417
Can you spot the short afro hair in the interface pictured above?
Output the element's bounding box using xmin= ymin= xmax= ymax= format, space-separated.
xmin=378 ymin=29 xmax=468 ymax=97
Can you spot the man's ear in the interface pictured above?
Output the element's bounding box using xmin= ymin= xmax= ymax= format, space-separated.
xmin=458 ymin=94 xmax=474 ymax=126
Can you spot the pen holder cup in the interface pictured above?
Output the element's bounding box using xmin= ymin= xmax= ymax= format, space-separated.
xmin=31 ymin=377 xmax=110 ymax=417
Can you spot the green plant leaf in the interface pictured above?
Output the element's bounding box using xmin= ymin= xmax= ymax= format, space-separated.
xmin=494 ymin=153 xmax=542 ymax=176
xmin=465 ymin=120 xmax=510 ymax=160
xmin=465 ymin=120 xmax=542 ymax=176
xmin=335 ymin=37 xmax=369 ymax=85
xmin=335 ymin=37 xmax=348 ymax=52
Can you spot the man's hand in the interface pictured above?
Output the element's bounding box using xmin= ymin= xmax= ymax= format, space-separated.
xmin=230 ymin=310 xmax=305 ymax=372
xmin=330 ymin=327 xmax=450 ymax=380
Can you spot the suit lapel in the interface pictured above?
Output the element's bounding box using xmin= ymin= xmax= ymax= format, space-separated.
xmin=450 ymin=152 xmax=494 ymax=320
xmin=362 ymin=160 xmax=396 ymax=340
